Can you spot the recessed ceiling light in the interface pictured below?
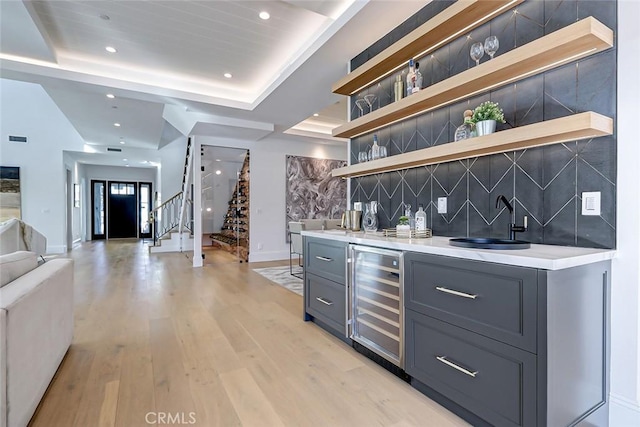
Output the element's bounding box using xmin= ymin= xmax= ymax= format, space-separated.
xmin=120 ymin=141 xmax=125 ymax=145
xmin=114 ymin=122 xmax=121 ymax=127
xmin=106 ymin=93 xmax=115 ymax=99
xmin=206 ymin=208 xmax=212 ymax=212
xmin=215 ymin=170 xmax=222 ymax=175
xmin=313 ymin=113 xmax=319 ymax=117
xmin=215 ymin=159 xmax=221 ymax=162
xmin=123 ymin=158 xmax=128 ymax=161
xmin=105 ymin=46 xmax=117 ymax=53
xmin=259 ymin=11 xmax=270 ymax=20
xmin=125 ymin=165 xmax=130 ymax=167
xmin=224 ymin=73 xmax=232 ymax=79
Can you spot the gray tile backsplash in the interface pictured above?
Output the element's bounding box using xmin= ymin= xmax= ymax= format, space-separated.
xmin=348 ymin=0 xmax=617 ymax=248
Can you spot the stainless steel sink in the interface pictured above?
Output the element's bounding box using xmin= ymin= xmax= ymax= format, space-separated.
xmin=449 ymin=237 xmax=531 ymax=250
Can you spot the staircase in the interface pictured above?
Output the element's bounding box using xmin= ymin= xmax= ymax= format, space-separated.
xmin=149 ymin=137 xmax=194 ymax=253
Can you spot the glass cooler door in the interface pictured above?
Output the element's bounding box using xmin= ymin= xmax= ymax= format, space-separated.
xmin=350 ymin=245 xmax=403 ymax=367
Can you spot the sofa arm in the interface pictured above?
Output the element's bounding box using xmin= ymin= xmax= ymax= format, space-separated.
xmin=0 ymin=258 xmax=73 ymax=427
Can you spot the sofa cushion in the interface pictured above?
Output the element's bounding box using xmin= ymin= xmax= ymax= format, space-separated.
xmin=0 ymin=251 xmax=38 ymax=288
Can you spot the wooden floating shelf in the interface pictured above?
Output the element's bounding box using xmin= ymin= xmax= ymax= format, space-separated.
xmin=332 ymin=17 xmax=614 ymax=139
xmin=332 ymin=0 xmax=524 ymax=96
xmin=331 ymin=112 xmax=613 ymax=178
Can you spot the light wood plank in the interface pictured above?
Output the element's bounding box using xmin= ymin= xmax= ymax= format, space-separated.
xmin=333 ymin=17 xmax=614 ymax=139
xmin=333 ymin=112 xmax=613 ymax=178
xmin=332 ymin=0 xmax=524 ymax=95
xmin=98 ymin=380 xmax=119 ymax=427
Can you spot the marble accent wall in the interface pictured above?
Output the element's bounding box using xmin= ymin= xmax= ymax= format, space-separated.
xmin=349 ymin=0 xmax=617 ymax=248
xmin=286 ymin=155 xmax=347 ymax=234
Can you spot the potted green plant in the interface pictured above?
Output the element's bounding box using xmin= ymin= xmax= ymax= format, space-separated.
xmin=396 ymin=215 xmax=411 ymax=237
xmin=471 ymin=101 xmax=505 ymax=136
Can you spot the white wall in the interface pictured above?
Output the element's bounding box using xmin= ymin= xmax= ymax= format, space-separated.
xmin=0 ymin=79 xmax=85 ymax=253
xmin=81 ymin=164 xmax=156 ymax=241
xmin=196 ymin=136 xmax=347 ymax=262
xmin=610 ymin=1 xmax=640 ymax=425
xmin=158 ymin=135 xmax=188 ymax=203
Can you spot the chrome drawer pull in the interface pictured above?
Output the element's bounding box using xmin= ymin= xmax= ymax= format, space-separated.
xmin=316 ymin=297 xmax=333 ymax=306
xmin=315 ymin=256 xmax=333 ymax=262
xmin=435 ymin=286 xmax=478 ymax=299
xmin=436 ymin=356 xmax=478 ymax=378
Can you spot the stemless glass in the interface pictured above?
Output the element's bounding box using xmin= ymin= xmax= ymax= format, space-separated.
xmin=484 ymin=36 xmax=499 ymax=59
xmin=358 ymin=151 xmax=368 ymax=163
xmin=470 ymin=42 xmax=484 ymax=66
xmin=379 ymin=145 xmax=387 ymax=158
xmin=355 ymin=99 xmax=367 ymax=117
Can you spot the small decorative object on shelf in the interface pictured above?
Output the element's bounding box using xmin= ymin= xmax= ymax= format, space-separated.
xmin=413 ymin=61 xmax=423 ymax=94
xmin=471 ymin=101 xmax=505 ymax=136
xmin=394 ymin=74 xmax=404 ymax=102
xmin=454 ymin=109 xmax=475 ymax=141
xmin=396 ymin=215 xmax=411 ymax=237
xmin=406 ymin=59 xmax=417 ymax=97
xmin=371 ymin=134 xmax=380 ymax=160
xmin=383 ymin=228 xmax=432 ymax=239
xmin=355 ymin=98 xmax=367 ymax=117
xmin=364 ymin=93 xmax=377 ymax=113
xmin=415 ymin=204 xmax=427 ymax=231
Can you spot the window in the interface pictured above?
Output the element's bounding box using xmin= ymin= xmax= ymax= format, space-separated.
xmin=73 ymin=184 xmax=80 ymax=208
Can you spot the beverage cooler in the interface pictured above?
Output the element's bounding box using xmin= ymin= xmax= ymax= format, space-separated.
xmin=349 ymin=245 xmax=404 ymax=368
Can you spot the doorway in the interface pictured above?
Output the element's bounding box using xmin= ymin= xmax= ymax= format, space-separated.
xmin=107 ymin=181 xmax=137 ymax=239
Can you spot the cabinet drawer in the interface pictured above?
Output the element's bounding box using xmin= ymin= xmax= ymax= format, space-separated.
xmin=404 ymin=253 xmax=538 ymax=352
xmin=305 ymin=273 xmax=346 ymax=335
xmin=305 ymin=238 xmax=346 ymax=284
xmin=405 ymin=310 xmax=536 ymax=427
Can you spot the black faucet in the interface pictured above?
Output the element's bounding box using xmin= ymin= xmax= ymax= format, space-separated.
xmin=495 ymin=195 xmax=528 ymax=240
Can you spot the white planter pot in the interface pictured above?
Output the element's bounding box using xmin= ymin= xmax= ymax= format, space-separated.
xmin=396 ymin=224 xmax=411 ymax=238
xmin=476 ymin=119 xmax=497 ymax=136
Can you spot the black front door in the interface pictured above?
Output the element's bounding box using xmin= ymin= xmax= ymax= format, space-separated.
xmin=108 ymin=181 xmax=138 ymax=238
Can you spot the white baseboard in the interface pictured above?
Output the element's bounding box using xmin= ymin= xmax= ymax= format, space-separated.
xmin=610 ymin=393 xmax=640 ymax=427
xmin=249 ymin=250 xmax=289 ymax=263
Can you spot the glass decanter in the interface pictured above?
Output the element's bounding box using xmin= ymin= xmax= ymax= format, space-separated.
xmin=454 ymin=110 xmax=474 ymax=141
xmin=363 ymin=201 xmax=379 ymax=232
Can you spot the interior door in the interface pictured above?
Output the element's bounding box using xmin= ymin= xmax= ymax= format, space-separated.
xmin=108 ymin=181 xmax=138 ymax=238
xmin=91 ymin=180 xmax=106 ymax=240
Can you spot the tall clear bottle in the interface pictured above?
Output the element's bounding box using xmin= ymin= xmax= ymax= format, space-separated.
xmin=405 ymin=204 xmax=415 ymax=229
xmin=371 ymin=134 xmax=380 ymax=160
xmin=406 ymin=59 xmax=416 ymax=97
xmin=415 ymin=204 xmax=427 ymax=231
xmin=413 ymin=61 xmax=423 ymax=94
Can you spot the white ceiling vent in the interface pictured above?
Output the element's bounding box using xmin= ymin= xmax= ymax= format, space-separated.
xmin=8 ymin=135 xmax=27 ymax=143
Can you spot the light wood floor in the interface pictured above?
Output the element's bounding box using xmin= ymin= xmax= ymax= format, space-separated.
xmin=30 ymin=240 xmax=468 ymax=427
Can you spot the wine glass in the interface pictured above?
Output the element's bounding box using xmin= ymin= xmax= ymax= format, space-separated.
xmin=484 ymin=36 xmax=499 ymax=59
xmin=355 ymin=99 xmax=367 ymax=117
xmin=364 ymin=94 xmax=378 ymax=113
xmin=470 ymin=42 xmax=484 ymax=66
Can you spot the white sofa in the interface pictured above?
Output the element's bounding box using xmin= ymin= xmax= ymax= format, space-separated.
xmin=0 ymin=219 xmax=47 ymax=257
xmin=0 ymin=251 xmax=74 ymax=427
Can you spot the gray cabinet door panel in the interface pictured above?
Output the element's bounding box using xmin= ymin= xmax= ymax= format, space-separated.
xmin=406 ymin=310 xmax=536 ymax=427
xmin=405 ymin=252 xmax=538 ymax=353
xmin=305 ymin=238 xmax=347 ymax=284
xmin=305 ymin=272 xmax=346 ymax=335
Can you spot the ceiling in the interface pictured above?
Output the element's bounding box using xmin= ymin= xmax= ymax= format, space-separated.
xmin=0 ymin=0 xmax=426 ymax=168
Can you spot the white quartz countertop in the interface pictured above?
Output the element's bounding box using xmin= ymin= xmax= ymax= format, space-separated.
xmin=301 ymin=230 xmax=615 ymax=270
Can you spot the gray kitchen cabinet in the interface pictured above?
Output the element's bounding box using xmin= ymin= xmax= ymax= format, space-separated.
xmin=404 ymin=252 xmax=611 ymax=427
xmin=303 ymin=237 xmax=348 ymax=341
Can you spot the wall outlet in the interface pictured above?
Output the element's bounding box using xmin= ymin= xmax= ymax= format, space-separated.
xmin=437 ymin=197 xmax=447 ymax=214
xmin=582 ymin=192 xmax=601 ymax=216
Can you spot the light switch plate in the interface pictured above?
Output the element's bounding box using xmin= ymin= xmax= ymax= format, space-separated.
xmin=437 ymin=197 xmax=447 ymax=214
xmin=581 ymin=191 xmax=601 ymax=216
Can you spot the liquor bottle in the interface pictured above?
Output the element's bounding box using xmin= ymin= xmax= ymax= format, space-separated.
xmin=415 ymin=205 xmax=427 ymax=231
xmin=406 ymin=59 xmax=416 ymax=97
xmin=371 ymin=134 xmax=380 ymax=160
xmin=413 ymin=62 xmax=423 ymax=94
xmin=454 ymin=110 xmax=474 ymax=141
xmin=394 ymin=74 xmax=404 ymax=102
xmin=405 ymin=204 xmax=415 ymax=229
